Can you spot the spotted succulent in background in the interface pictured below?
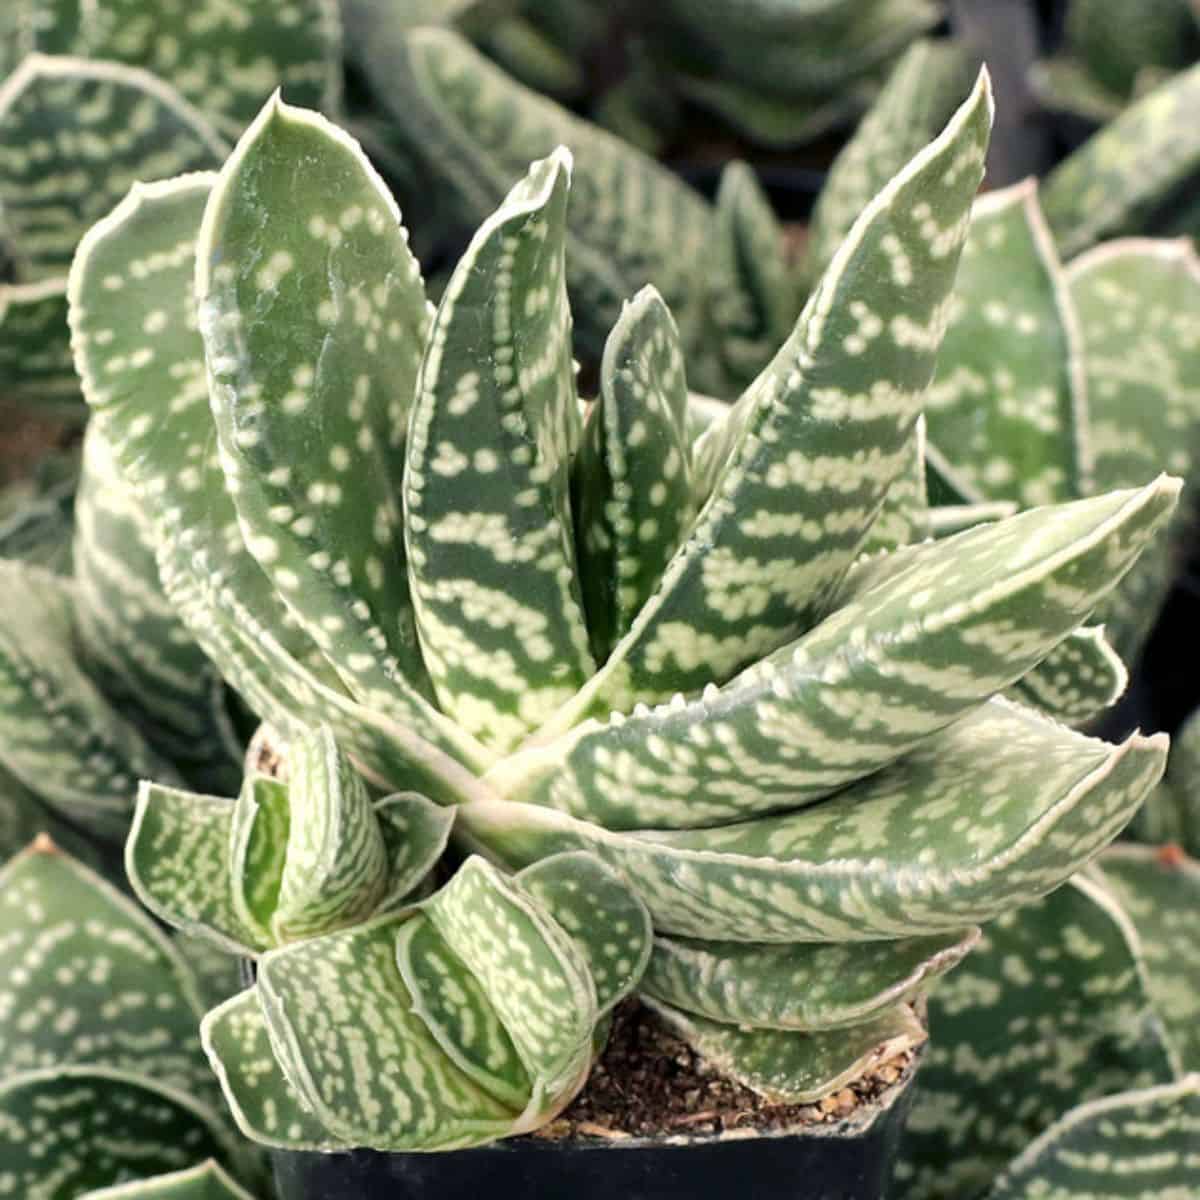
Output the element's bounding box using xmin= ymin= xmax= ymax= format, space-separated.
xmin=65 ymin=68 xmax=1185 ymax=1151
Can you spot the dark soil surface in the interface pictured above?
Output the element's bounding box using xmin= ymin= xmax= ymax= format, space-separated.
xmin=532 ymin=1001 xmax=917 ymax=1144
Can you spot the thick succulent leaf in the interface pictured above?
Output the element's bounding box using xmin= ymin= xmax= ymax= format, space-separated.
xmin=925 ymin=500 xmax=1017 ymax=537
xmin=0 ymin=55 xmax=225 ymax=279
xmin=804 ymin=38 xmax=972 ymax=286
xmin=708 ymin=162 xmax=798 ymax=390
xmin=0 ymin=560 xmax=180 ymax=839
xmin=198 ymin=96 xmax=435 ymax=714
xmin=421 ymin=856 xmax=595 ymax=1088
xmin=357 ymin=25 xmax=717 ymax=376
xmin=271 ymin=725 xmax=388 ymax=942
xmin=1042 ymin=63 xmax=1200 ymax=258
xmin=256 ymin=914 xmax=523 ymax=1150
xmin=171 ymin=932 xmax=245 ymax=1012
xmin=983 ymin=1075 xmax=1200 ymax=1200
xmin=926 ymin=180 xmax=1087 ymax=509
xmin=1098 ymin=845 xmax=1200 ymax=1072
xmin=228 ymin=775 xmax=290 ymax=943
xmin=859 ymin=414 xmax=928 ymax=553
xmin=77 ymin=1160 xmax=257 ymax=1200
xmin=0 ymin=1066 xmax=240 ymax=1200
xmin=1131 ymin=709 xmax=1200 ymax=854
xmin=1012 ymin=625 xmax=1128 ymax=725
xmin=69 ymin=173 xmax=493 ymax=786
xmin=1027 ymin=54 xmax=1127 ymax=124
xmin=396 ymin=914 xmax=532 ymax=1109
xmin=82 ymin=0 xmax=341 ymax=135
xmin=516 ymin=851 xmax=653 ymax=1015
xmin=492 ymin=484 xmax=1178 ymax=830
xmin=0 ymin=766 xmax=105 ymax=865
xmin=895 ymin=874 xmax=1176 ymax=1200
xmin=0 ymin=278 xmax=79 ymax=409
xmin=1067 ymin=238 xmax=1200 ymax=660
xmin=641 ymin=928 xmax=979 ymax=1032
xmin=0 ymin=840 xmax=212 ymax=1098
xmin=373 ymin=792 xmax=456 ymax=911
xmin=73 ymin=423 xmax=241 ymax=794
xmin=200 ymin=988 xmax=345 ymax=1152
xmin=541 ymin=74 xmax=993 ymax=729
xmin=127 ymin=782 xmax=264 ymax=956
xmin=573 ymin=286 xmax=695 ymax=661
xmin=646 ymin=997 xmax=925 ymax=1104
xmin=461 ymin=699 xmax=1167 ymax=942
xmin=406 ymin=149 xmax=594 ymax=751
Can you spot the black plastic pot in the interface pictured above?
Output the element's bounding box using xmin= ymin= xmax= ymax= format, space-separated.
xmin=271 ymin=1053 xmax=921 ymax=1200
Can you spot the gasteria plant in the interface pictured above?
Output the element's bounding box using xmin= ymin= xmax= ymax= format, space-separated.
xmin=68 ymin=72 xmax=1182 ymax=1152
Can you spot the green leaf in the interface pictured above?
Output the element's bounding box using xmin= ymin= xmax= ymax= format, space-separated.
xmin=1042 ymin=62 xmax=1200 ymax=259
xmin=0 ymin=1066 xmax=241 ymax=1200
xmin=197 ymin=95 xmax=436 ymax=716
xmin=256 ymin=913 xmax=522 ymax=1149
xmin=573 ymin=285 xmax=695 ymax=661
xmin=859 ymin=414 xmax=929 ymax=553
xmin=77 ymin=1159 xmax=257 ymax=1199
xmin=81 ymin=0 xmax=342 ymax=135
xmin=69 ymin=172 xmax=493 ymax=789
xmin=0 ymin=559 xmax=181 ymax=839
xmin=200 ymin=987 xmax=346 ymax=1152
xmin=489 ymin=484 xmax=1177 ymax=831
xmin=708 ymin=161 xmax=798 ymax=390
xmin=1011 ymin=624 xmax=1127 ymax=725
xmin=0 ymin=278 xmax=79 ymax=409
xmin=804 ymin=38 xmax=972 ymax=286
xmin=1028 ymin=54 xmax=1127 ymax=124
xmin=0 ymin=839 xmax=212 ymax=1096
xmin=1098 ymin=844 xmax=1200 ymax=1072
xmin=895 ymin=874 xmax=1176 ymax=1200
xmin=372 ymin=792 xmax=456 ymax=912
xmin=228 ymin=775 xmax=290 ymax=943
xmin=645 ymin=997 xmax=925 ymax=1104
xmin=925 ymin=499 xmax=1017 ymax=537
xmin=1130 ymin=709 xmax=1200 ymax=854
xmin=0 ymin=55 xmax=225 ymax=279
xmin=73 ymin=422 xmax=241 ymax=795
xmin=406 ymin=148 xmax=595 ymax=750
xmin=515 ymin=851 xmax=653 ymax=1015
xmin=641 ymin=928 xmax=979 ymax=1031
xmin=984 ymin=1076 xmax=1200 ymax=1200
xmin=540 ymin=72 xmax=993 ymax=730
xmin=926 ymin=180 xmax=1087 ymax=509
xmin=460 ymin=698 xmax=1167 ymax=942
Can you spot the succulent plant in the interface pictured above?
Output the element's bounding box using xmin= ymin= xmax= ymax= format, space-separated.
xmin=1030 ymin=0 xmax=1199 ymax=124
xmin=921 ymin=178 xmax=1200 ymax=667
xmin=1130 ymin=709 xmax=1200 ymax=853
xmin=0 ymin=837 xmax=260 ymax=1198
xmin=66 ymin=71 xmax=1183 ymax=1151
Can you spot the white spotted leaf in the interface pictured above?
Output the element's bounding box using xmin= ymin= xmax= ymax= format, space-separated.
xmin=76 ymin=1159 xmax=258 ymax=1199
xmin=1011 ymin=624 xmax=1127 ymax=725
xmin=0 ymin=278 xmax=79 ymax=410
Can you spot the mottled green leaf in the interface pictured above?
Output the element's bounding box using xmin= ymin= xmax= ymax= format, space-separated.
xmin=0 ymin=559 xmax=180 ymax=839
xmin=256 ymin=914 xmax=521 ymax=1149
xmin=1028 ymin=55 xmax=1127 ymax=124
xmin=0 ymin=277 xmax=79 ymax=409
xmin=708 ymin=161 xmax=797 ymax=390
xmin=805 ymin=38 xmax=971 ymax=285
xmin=541 ymin=73 xmax=993 ymax=730
xmin=642 ymin=928 xmax=979 ymax=1031
xmin=81 ymin=0 xmax=341 ymax=135
xmin=372 ymin=792 xmax=456 ymax=912
xmin=925 ymin=499 xmax=1017 ymax=537
xmin=0 ymin=55 xmax=225 ymax=280
xmin=1099 ymin=844 xmax=1200 ymax=1072
xmin=646 ymin=997 xmax=925 ymax=1104
xmin=926 ymin=180 xmax=1087 ymax=509
xmin=198 ymin=95 xmax=435 ymax=715
xmin=77 ymin=1159 xmax=257 ymax=1200
xmin=0 ymin=1066 xmax=239 ymax=1200
xmin=574 ymin=286 xmax=695 ymax=661
xmin=516 ymin=851 xmax=652 ymax=1015
xmin=985 ymin=1076 xmax=1200 ymax=1200
xmin=228 ymin=774 xmax=289 ymax=944
xmin=0 ymin=766 xmax=104 ymax=866
xmin=1012 ymin=624 xmax=1127 ymax=725
xmin=1042 ymin=62 xmax=1200 ymax=258
xmin=490 ymin=484 xmax=1176 ymax=830
xmin=896 ymin=874 xmax=1176 ymax=1200
xmin=859 ymin=414 xmax=928 ymax=553
xmin=200 ymin=987 xmax=345 ymax=1152
xmin=406 ymin=148 xmax=595 ymax=750
xmin=1130 ymin=708 xmax=1200 ymax=854
xmin=461 ymin=698 xmax=1167 ymax=942
xmin=69 ymin=172 xmax=493 ymax=789
xmin=73 ymin=423 xmax=241 ymax=794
